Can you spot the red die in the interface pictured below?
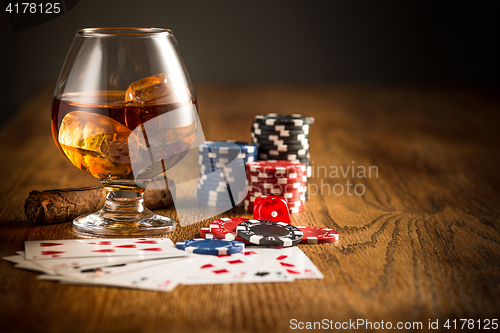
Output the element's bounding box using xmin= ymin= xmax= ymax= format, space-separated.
xmin=253 ymin=195 xmax=291 ymax=224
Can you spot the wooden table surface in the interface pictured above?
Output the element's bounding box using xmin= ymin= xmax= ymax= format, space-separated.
xmin=1 ymin=84 xmax=499 ymax=332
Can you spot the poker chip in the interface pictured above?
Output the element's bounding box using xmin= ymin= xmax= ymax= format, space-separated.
xmin=197 ymin=181 xmax=246 ymax=193
xmin=196 ymin=194 xmax=246 ymax=204
xmin=209 ymin=217 xmax=248 ymax=233
xmin=248 ymin=181 xmax=306 ymax=191
xmin=209 ymin=217 xmax=250 ymax=243
xmin=246 ymin=160 xmax=307 ymax=173
xmin=197 ymin=141 xmax=255 ymax=206
xmin=256 ymin=141 xmax=310 ymax=149
xmin=246 ymin=192 xmax=305 ymax=202
xmin=197 ymin=199 xmax=234 ymax=207
xmin=251 ymin=132 xmax=307 ymax=142
xmin=199 ymin=141 xmax=257 ymax=154
xmin=252 ymin=135 xmax=309 ymax=144
xmin=176 ymin=238 xmax=244 ymax=255
xmin=199 ymin=227 xmax=215 ymax=239
xmin=254 ymin=114 xmax=314 ymax=126
xmin=248 ymin=183 xmax=306 ymax=192
xmin=253 ymin=128 xmax=309 ymax=137
xmin=248 ymin=175 xmax=307 ymax=184
xmin=197 ymin=184 xmax=229 ymax=193
xmin=258 ymin=147 xmax=310 ymax=155
xmin=246 ymin=171 xmax=307 ymax=180
xmin=296 ymin=226 xmax=339 ymax=243
xmin=247 ymin=190 xmax=305 ymax=200
xmin=244 ymin=160 xmax=308 ymax=213
xmin=236 ymin=220 xmax=303 ymax=246
xmin=195 ymin=189 xmax=235 ymax=199
xmin=251 ymin=114 xmax=312 ymax=203
xmin=199 ymin=164 xmax=250 ymax=176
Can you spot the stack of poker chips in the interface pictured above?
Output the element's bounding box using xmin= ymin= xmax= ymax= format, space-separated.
xmin=199 ymin=217 xmax=339 ymax=245
xmin=196 ymin=141 xmax=257 ymax=206
xmin=251 ymin=114 xmax=314 ymax=198
xmin=244 ymin=161 xmax=307 ymax=214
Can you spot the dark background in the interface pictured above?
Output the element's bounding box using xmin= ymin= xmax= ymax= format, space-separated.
xmin=1 ymin=0 xmax=498 ymax=126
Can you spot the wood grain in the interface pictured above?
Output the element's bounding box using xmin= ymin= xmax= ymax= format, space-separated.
xmin=0 ymin=84 xmax=499 ymax=332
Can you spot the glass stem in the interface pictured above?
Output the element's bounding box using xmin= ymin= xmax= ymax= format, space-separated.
xmin=100 ymin=181 xmax=152 ymax=222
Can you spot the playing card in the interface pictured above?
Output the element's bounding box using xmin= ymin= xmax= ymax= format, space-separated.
xmin=3 ymin=239 xmax=323 ymax=292
xmin=38 ymin=257 xmax=187 ymax=283
xmin=261 ymin=246 xmax=324 ymax=279
xmin=124 ymin=256 xmax=213 ymax=291
xmin=3 ymin=255 xmax=57 ymax=274
xmin=25 ymin=238 xmax=183 ymax=260
xmin=49 ymin=255 xmax=213 ymax=292
xmin=31 ymin=253 xmax=191 ymax=273
xmin=182 ymin=248 xmax=294 ymax=285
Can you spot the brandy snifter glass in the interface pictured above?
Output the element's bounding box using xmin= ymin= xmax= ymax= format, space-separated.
xmin=52 ymin=28 xmax=197 ymax=236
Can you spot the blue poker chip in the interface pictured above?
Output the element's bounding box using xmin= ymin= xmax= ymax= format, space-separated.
xmin=198 ymin=155 xmax=257 ymax=166
xmin=199 ymin=141 xmax=257 ymax=154
xmin=175 ymin=238 xmax=245 ymax=255
xmin=197 ymin=199 xmax=235 ymax=207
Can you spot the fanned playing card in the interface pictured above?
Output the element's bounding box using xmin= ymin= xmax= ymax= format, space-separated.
xmin=4 ymin=237 xmax=323 ymax=292
xmin=25 ymin=238 xmax=183 ymax=260
xmin=260 ymin=246 xmax=324 ymax=279
xmin=182 ymin=248 xmax=294 ymax=285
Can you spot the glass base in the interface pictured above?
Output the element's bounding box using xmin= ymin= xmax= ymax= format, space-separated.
xmin=72 ymin=180 xmax=176 ymax=237
xmin=73 ymin=210 xmax=176 ymax=237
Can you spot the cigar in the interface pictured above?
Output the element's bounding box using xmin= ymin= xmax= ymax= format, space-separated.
xmin=24 ymin=185 xmax=174 ymax=224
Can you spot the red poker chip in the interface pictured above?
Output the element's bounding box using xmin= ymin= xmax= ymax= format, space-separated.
xmin=246 ymin=170 xmax=307 ymax=179
xmin=209 ymin=217 xmax=250 ymax=243
xmin=247 ymin=188 xmax=306 ymax=199
xmin=246 ymin=193 xmax=305 ymax=203
xmin=247 ymin=182 xmax=306 ymax=192
xmin=296 ymin=226 xmax=339 ymax=243
xmin=247 ymin=186 xmax=305 ymax=194
xmin=246 ymin=160 xmax=307 ymax=174
xmin=247 ymin=175 xmax=308 ymax=184
xmin=199 ymin=227 xmax=214 ymax=239
xmin=246 ymin=195 xmax=305 ymax=205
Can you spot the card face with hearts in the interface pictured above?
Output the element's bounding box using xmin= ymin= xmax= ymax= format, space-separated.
xmin=262 ymin=246 xmax=324 ymax=279
xmin=5 ymin=237 xmax=324 ymax=292
xmin=32 ymin=253 xmax=191 ymax=273
xmin=182 ymin=248 xmax=294 ymax=285
xmin=183 ymin=252 xmax=262 ymax=283
xmin=56 ymin=256 xmax=213 ymax=292
xmin=125 ymin=256 xmax=214 ymax=291
xmin=38 ymin=257 xmax=189 ymax=283
xmin=25 ymin=238 xmax=182 ymax=260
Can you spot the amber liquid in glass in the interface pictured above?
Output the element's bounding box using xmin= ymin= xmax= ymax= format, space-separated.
xmin=51 ymin=91 xmax=197 ymax=190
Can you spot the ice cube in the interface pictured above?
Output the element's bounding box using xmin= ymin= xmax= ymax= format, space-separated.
xmin=125 ymin=73 xmax=190 ymax=105
xmin=58 ymin=111 xmax=137 ymax=178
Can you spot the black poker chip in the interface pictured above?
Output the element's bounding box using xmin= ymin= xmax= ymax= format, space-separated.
xmin=251 ymin=136 xmax=309 ymax=146
xmin=236 ymin=220 xmax=303 ymax=246
xmin=253 ymin=114 xmax=314 ymax=126
xmin=252 ymin=128 xmax=309 ymax=137
xmin=251 ymin=127 xmax=309 ymax=141
xmin=258 ymin=153 xmax=310 ymax=162
xmin=257 ymin=144 xmax=310 ymax=152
